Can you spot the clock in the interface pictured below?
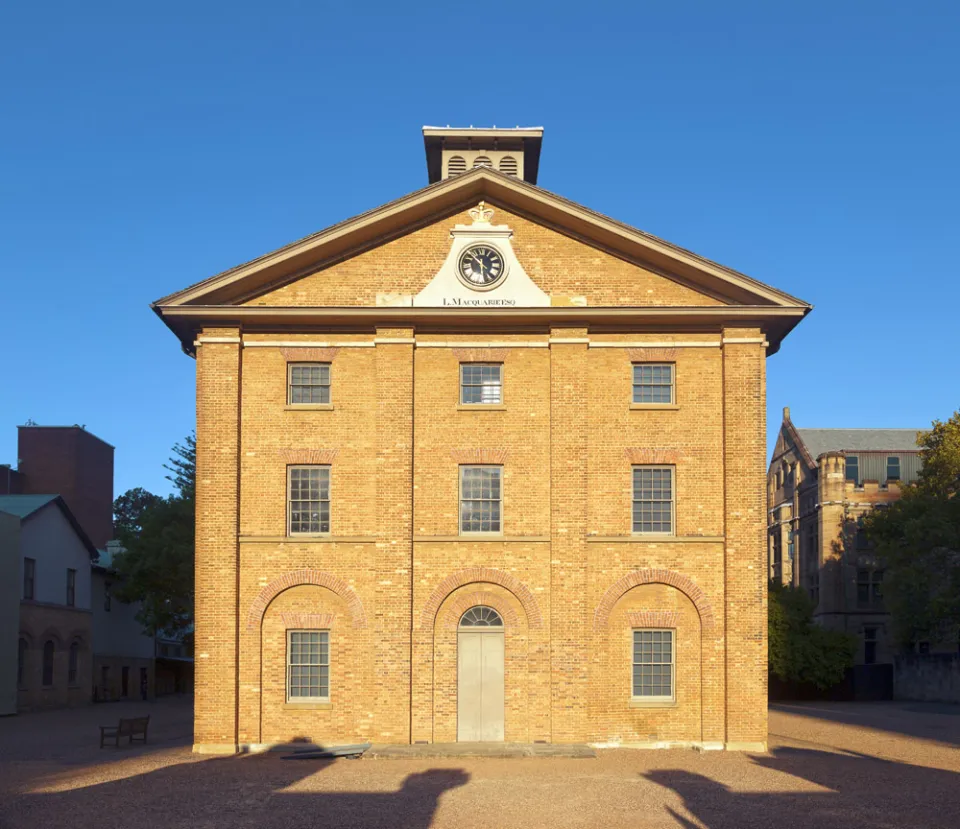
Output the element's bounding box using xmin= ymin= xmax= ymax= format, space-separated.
xmin=457 ymin=244 xmax=507 ymax=290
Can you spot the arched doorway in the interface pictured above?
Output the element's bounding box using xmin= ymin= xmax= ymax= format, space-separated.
xmin=457 ymin=606 xmax=504 ymax=742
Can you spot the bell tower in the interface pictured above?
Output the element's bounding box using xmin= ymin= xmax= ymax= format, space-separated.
xmin=422 ymin=126 xmax=544 ymax=184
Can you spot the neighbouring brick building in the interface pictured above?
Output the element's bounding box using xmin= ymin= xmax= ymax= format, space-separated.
xmin=0 ymin=424 xmax=161 ymax=711
xmin=767 ymin=408 xmax=923 ymax=666
xmin=153 ymin=126 xmax=809 ymax=753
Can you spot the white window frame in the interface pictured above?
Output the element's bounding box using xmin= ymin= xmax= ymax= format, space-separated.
xmin=886 ymin=455 xmax=900 ymax=482
xmin=631 ymin=628 xmax=676 ymax=703
xmin=287 ymin=465 xmax=331 ymax=536
xmin=287 ymin=362 xmax=332 ymax=405
xmin=632 ymin=363 xmax=675 ymax=405
xmin=459 ymin=363 xmax=503 ymax=405
xmin=459 ymin=465 xmax=503 ymax=535
xmin=631 ymin=465 xmax=675 ymax=536
xmin=285 ymin=629 xmax=330 ymax=703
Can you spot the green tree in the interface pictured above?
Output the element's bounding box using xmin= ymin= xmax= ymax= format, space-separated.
xmin=113 ymin=487 xmax=163 ymax=538
xmin=768 ymin=581 xmax=857 ymax=689
xmin=862 ymin=412 xmax=960 ymax=649
xmin=111 ymin=434 xmax=195 ymax=637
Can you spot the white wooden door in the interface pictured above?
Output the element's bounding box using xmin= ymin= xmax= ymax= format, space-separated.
xmin=457 ymin=631 xmax=505 ymax=741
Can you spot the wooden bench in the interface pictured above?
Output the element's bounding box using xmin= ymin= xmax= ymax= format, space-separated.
xmin=100 ymin=715 xmax=150 ymax=748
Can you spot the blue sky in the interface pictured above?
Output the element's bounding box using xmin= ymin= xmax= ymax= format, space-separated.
xmin=2 ymin=1 xmax=958 ymax=497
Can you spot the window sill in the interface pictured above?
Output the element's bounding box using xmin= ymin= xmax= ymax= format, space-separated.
xmin=457 ymin=404 xmax=506 ymax=411
xmin=630 ymin=403 xmax=679 ymax=411
xmin=285 ymin=404 xmax=334 ymax=411
xmin=284 ymin=702 xmax=332 ymax=711
xmin=629 ymin=699 xmax=677 ymax=709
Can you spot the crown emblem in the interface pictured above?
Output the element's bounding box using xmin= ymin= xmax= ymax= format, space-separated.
xmin=469 ymin=201 xmax=495 ymax=224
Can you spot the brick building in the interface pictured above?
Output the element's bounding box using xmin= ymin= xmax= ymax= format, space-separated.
xmin=767 ymin=408 xmax=923 ymax=666
xmin=0 ymin=424 xmax=159 ymax=710
xmin=154 ymin=126 xmax=810 ymax=753
xmin=2 ymin=426 xmax=115 ymax=550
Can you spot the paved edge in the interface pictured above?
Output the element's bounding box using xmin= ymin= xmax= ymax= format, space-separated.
xmin=365 ymin=743 xmax=597 ymax=759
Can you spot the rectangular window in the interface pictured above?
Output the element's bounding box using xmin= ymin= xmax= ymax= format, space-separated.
xmin=632 ymin=466 xmax=674 ymax=535
xmin=287 ymin=466 xmax=331 ymax=535
xmin=66 ymin=569 xmax=76 ymax=607
xmin=632 ymin=363 xmax=674 ymax=404
xmin=845 ymin=455 xmax=860 ymax=484
xmin=459 ymin=466 xmax=502 ymax=534
xmin=460 ymin=363 xmax=503 ymax=404
xmin=632 ymin=629 xmax=675 ymax=701
xmin=886 ymin=456 xmax=900 ymax=482
xmin=864 ymin=627 xmax=878 ymax=665
xmin=286 ymin=630 xmax=330 ymax=701
xmin=23 ymin=557 xmax=35 ymax=600
xmin=287 ymin=363 xmax=331 ymax=405
xmin=857 ymin=569 xmax=884 ymax=608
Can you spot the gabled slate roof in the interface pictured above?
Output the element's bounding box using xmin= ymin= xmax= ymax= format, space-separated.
xmin=795 ymin=428 xmax=922 ymax=459
xmin=0 ymin=494 xmax=99 ymax=558
xmin=0 ymin=493 xmax=59 ymax=518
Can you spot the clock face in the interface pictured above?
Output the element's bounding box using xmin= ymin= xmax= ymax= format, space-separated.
xmin=457 ymin=244 xmax=506 ymax=289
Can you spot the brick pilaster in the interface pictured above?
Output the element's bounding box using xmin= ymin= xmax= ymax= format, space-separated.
xmin=722 ymin=328 xmax=767 ymax=747
xmin=375 ymin=327 xmax=414 ymax=741
xmin=549 ymin=327 xmax=588 ymax=741
xmin=194 ymin=327 xmax=241 ymax=750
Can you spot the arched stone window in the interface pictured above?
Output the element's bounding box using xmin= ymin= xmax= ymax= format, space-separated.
xmin=499 ymin=156 xmax=518 ymax=176
xmin=68 ymin=641 xmax=80 ymax=685
xmin=472 ymin=156 xmax=493 ymax=168
xmin=447 ymin=155 xmax=466 ymax=176
xmin=42 ymin=640 xmax=55 ymax=687
xmin=459 ymin=606 xmax=504 ymax=628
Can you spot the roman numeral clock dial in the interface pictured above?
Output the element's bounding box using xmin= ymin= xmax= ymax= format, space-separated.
xmin=457 ymin=244 xmax=507 ymax=290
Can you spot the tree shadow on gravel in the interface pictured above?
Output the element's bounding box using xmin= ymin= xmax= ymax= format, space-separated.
xmin=771 ymin=701 xmax=960 ymax=747
xmin=647 ymin=747 xmax=960 ymax=829
xmin=3 ymin=754 xmax=469 ymax=829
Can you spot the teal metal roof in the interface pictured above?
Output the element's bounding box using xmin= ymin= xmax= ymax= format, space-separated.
xmin=0 ymin=494 xmax=59 ymax=519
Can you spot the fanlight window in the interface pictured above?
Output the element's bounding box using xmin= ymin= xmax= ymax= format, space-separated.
xmin=447 ymin=155 xmax=466 ymax=176
xmin=473 ymin=156 xmax=493 ymax=168
xmin=459 ymin=606 xmax=504 ymax=627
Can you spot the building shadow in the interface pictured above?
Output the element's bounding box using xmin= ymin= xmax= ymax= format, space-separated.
xmin=4 ymin=753 xmax=470 ymax=829
xmin=647 ymin=747 xmax=960 ymax=829
xmin=772 ymin=700 xmax=960 ymax=746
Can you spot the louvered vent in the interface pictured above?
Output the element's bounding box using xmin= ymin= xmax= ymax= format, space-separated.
xmin=447 ymin=155 xmax=466 ymax=177
xmin=473 ymin=155 xmax=493 ymax=168
xmin=499 ymin=156 xmax=518 ymax=177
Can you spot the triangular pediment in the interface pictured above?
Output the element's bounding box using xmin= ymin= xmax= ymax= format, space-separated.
xmin=155 ymin=167 xmax=807 ymax=310
xmin=152 ymin=167 xmax=810 ymax=354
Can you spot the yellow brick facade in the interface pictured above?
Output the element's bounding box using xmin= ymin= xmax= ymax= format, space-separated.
xmin=158 ymin=165 xmax=807 ymax=754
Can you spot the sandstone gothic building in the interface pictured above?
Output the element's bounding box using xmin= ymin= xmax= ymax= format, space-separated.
xmin=153 ymin=126 xmax=809 ymax=753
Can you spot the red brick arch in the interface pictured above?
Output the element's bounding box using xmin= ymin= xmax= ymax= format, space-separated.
xmin=246 ymin=569 xmax=366 ymax=630
xmin=420 ymin=567 xmax=543 ymax=630
xmin=593 ymin=568 xmax=715 ymax=632
xmin=440 ymin=590 xmax=522 ymax=631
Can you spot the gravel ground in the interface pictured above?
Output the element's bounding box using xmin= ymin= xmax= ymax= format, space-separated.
xmin=1 ymin=698 xmax=958 ymax=829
